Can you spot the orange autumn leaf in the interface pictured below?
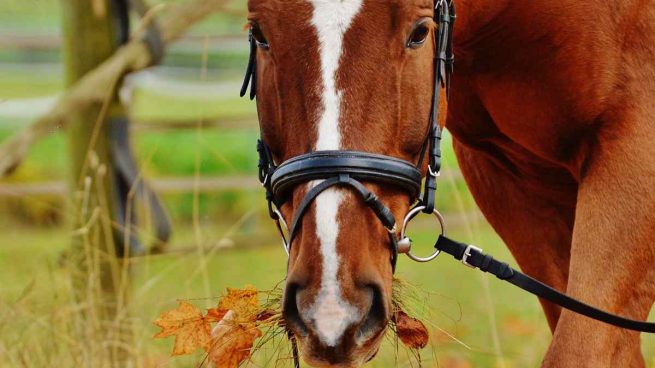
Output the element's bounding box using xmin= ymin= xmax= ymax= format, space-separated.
xmin=206 ymin=308 xmax=228 ymax=323
xmin=211 ymin=285 xmax=259 ymax=322
xmin=153 ymin=301 xmax=212 ymax=356
xmin=394 ymin=310 xmax=429 ymax=349
xmin=208 ymin=310 xmax=263 ymax=368
xmin=153 ymin=286 xmax=267 ymax=365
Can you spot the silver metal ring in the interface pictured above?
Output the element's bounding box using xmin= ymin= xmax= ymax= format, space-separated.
xmin=400 ymin=205 xmax=446 ymax=262
xmin=273 ymin=208 xmax=290 ymax=256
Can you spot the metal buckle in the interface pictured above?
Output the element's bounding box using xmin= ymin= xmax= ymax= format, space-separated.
xmin=261 ymin=165 xmax=274 ymax=187
xmin=386 ymin=224 xmax=397 ymax=234
xmin=428 ymin=165 xmax=441 ymax=178
xmin=462 ymin=245 xmax=482 ymax=268
xmin=399 ymin=205 xmax=446 ymax=263
xmin=272 ymin=208 xmax=290 ymax=256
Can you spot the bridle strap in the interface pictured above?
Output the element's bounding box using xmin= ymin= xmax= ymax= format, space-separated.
xmin=271 ymin=151 xmax=423 ymax=202
xmin=261 ymin=150 xmax=420 ymax=271
xmin=286 ymin=174 xmax=399 ymax=270
xmin=240 ymin=29 xmax=257 ymax=101
xmin=415 ymin=0 xmax=455 ymax=215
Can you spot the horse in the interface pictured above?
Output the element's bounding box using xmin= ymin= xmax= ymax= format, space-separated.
xmin=244 ymin=0 xmax=655 ymax=366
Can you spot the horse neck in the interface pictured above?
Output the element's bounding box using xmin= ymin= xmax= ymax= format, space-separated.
xmin=454 ymin=0 xmax=623 ymax=51
xmin=453 ymin=0 xmax=511 ymax=47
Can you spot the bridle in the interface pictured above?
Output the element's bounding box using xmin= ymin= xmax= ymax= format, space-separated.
xmin=242 ymin=0 xmax=456 ymax=272
xmin=239 ymin=0 xmax=655 ymax=365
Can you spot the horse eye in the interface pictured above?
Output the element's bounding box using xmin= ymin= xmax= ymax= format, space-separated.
xmin=251 ymin=25 xmax=270 ymax=50
xmin=407 ymin=23 xmax=430 ymax=49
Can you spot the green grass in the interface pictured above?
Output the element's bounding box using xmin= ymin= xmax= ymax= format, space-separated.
xmin=4 ymin=214 xmax=654 ymax=367
xmin=0 ymin=66 xmax=63 ymax=99
xmin=131 ymin=93 xmax=254 ymax=123
xmin=0 ymin=0 xmax=60 ymax=34
xmin=0 ymin=129 xmax=258 ymax=178
xmin=0 ymin=213 xmax=549 ymax=368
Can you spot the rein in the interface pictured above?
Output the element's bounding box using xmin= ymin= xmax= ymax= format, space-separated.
xmin=240 ymin=0 xmax=655 ymax=365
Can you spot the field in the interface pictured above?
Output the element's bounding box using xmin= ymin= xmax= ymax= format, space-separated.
xmin=1 ymin=1 xmax=655 ymax=367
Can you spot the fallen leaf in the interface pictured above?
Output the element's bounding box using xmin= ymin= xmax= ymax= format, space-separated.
xmin=206 ymin=308 xmax=228 ymax=323
xmin=213 ymin=285 xmax=259 ymax=322
xmin=394 ymin=310 xmax=429 ymax=349
xmin=153 ymin=301 xmax=212 ymax=356
xmin=153 ymin=286 xmax=269 ymax=364
xmin=209 ymin=310 xmax=263 ymax=368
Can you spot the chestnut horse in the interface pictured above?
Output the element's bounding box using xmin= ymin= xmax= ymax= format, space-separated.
xmin=245 ymin=0 xmax=655 ymax=366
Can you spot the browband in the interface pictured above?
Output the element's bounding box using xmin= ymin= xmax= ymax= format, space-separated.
xmin=270 ymin=151 xmax=423 ymax=203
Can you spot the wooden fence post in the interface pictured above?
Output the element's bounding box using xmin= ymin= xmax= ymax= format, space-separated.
xmin=61 ymin=0 xmax=132 ymax=365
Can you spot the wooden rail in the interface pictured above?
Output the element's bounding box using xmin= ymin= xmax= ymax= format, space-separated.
xmin=0 ymin=170 xmax=463 ymax=198
xmin=0 ymin=34 xmax=247 ymax=51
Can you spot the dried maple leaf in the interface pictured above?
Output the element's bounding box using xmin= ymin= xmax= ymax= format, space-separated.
xmin=212 ymin=285 xmax=259 ymax=322
xmin=153 ymin=286 xmax=269 ymax=364
xmin=394 ymin=310 xmax=429 ymax=349
xmin=208 ymin=310 xmax=263 ymax=368
xmin=206 ymin=308 xmax=228 ymax=323
xmin=153 ymin=301 xmax=212 ymax=356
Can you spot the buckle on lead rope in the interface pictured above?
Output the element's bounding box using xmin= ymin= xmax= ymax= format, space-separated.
xmin=398 ymin=205 xmax=446 ymax=263
xmin=462 ymin=245 xmax=483 ymax=268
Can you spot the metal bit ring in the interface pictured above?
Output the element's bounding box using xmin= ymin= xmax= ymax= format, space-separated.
xmin=399 ymin=205 xmax=446 ymax=262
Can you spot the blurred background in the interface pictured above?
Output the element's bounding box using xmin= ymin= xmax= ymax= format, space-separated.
xmin=0 ymin=0 xmax=652 ymax=367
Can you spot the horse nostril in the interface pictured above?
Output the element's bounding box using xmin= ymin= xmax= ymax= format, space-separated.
xmin=283 ymin=283 xmax=309 ymax=336
xmin=356 ymin=285 xmax=388 ymax=343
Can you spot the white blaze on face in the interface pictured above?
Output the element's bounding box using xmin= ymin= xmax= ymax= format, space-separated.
xmin=306 ymin=0 xmax=364 ymax=347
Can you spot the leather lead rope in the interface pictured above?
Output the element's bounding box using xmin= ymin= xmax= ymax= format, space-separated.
xmin=436 ymin=236 xmax=655 ymax=333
